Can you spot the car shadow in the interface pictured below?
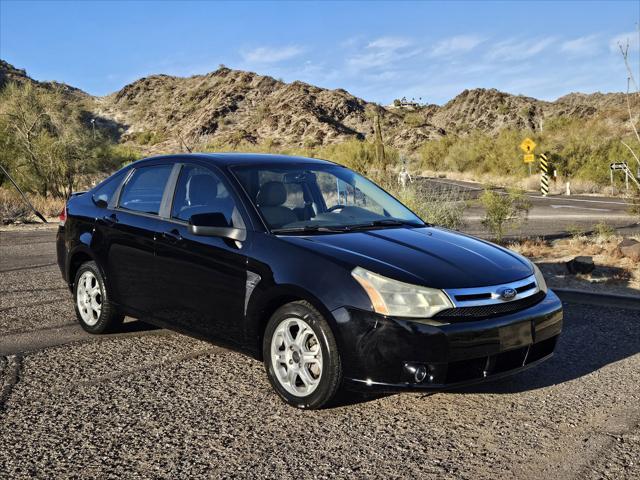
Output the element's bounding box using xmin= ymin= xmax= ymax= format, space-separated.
xmin=114 ymin=318 xmax=162 ymax=334
xmin=457 ymin=301 xmax=640 ymax=395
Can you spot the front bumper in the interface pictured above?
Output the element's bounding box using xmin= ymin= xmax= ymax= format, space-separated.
xmin=332 ymin=289 xmax=563 ymax=392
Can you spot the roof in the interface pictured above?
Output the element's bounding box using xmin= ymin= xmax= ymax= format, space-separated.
xmin=138 ymin=152 xmax=336 ymax=167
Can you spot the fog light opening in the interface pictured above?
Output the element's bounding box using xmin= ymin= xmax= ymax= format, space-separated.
xmin=414 ymin=365 xmax=427 ymax=383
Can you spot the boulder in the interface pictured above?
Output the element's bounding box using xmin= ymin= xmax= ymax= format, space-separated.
xmin=618 ymin=238 xmax=640 ymax=262
xmin=566 ymin=256 xmax=595 ymax=274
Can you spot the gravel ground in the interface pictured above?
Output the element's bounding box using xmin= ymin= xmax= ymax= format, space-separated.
xmin=1 ymin=228 xmax=639 ymax=479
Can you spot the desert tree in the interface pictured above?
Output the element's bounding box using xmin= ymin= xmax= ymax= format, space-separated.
xmin=0 ymin=82 xmax=102 ymax=197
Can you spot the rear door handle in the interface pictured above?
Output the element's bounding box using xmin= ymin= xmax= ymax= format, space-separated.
xmin=102 ymin=213 xmax=118 ymax=225
xmin=162 ymin=228 xmax=183 ymax=244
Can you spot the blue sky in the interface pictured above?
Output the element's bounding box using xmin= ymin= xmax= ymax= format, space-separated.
xmin=1 ymin=1 xmax=638 ymax=105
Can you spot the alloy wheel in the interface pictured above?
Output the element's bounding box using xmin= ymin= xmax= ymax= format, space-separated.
xmin=76 ymin=270 xmax=102 ymax=326
xmin=270 ymin=317 xmax=323 ymax=396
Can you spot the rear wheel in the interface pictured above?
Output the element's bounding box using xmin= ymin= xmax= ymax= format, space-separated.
xmin=263 ymin=301 xmax=342 ymax=409
xmin=73 ymin=261 xmax=123 ymax=334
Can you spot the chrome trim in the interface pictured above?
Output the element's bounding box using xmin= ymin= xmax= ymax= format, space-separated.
xmin=444 ymin=274 xmax=539 ymax=308
xmin=244 ymin=271 xmax=261 ymax=315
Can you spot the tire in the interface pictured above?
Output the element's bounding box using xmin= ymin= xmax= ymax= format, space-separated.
xmin=263 ymin=301 xmax=342 ymax=409
xmin=73 ymin=261 xmax=124 ymax=334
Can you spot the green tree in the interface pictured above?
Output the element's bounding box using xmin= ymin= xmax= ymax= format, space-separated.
xmin=0 ymin=82 xmax=131 ymax=197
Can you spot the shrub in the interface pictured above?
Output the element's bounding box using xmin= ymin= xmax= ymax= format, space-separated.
xmin=415 ymin=117 xmax=637 ymax=187
xmin=130 ymin=130 xmax=167 ymax=146
xmin=381 ymin=179 xmax=467 ymax=230
xmin=480 ymin=188 xmax=531 ymax=242
xmin=592 ymin=221 xmax=615 ymax=239
xmin=403 ymin=112 xmax=426 ymax=127
xmin=0 ymin=187 xmax=65 ymax=223
xmin=314 ymin=139 xmax=399 ymax=177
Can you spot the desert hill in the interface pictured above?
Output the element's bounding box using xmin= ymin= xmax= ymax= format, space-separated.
xmin=1 ymin=60 xmax=631 ymax=153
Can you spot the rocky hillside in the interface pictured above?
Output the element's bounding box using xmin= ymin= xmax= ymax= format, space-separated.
xmin=1 ymin=60 xmax=632 ymax=153
xmin=0 ymin=59 xmax=88 ymax=99
xmin=0 ymin=60 xmax=31 ymax=88
xmin=93 ymin=67 xmax=441 ymax=153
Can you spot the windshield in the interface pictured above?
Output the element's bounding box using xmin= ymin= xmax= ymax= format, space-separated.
xmin=232 ymin=163 xmax=424 ymax=232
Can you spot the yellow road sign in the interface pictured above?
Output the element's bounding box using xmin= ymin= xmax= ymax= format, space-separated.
xmin=523 ymin=153 xmax=535 ymax=163
xmin=520 ymin=138 xmax=536 ymax=153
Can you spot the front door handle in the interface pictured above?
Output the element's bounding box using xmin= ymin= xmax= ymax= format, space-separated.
xmin=162 ymin=228 xmax=183 ymax=244
xmin=102 ymin=213 xmax=118 ymax=225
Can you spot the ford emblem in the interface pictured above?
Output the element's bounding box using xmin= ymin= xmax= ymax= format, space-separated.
xmin=498 ymin=287 xmax=517 ymax=300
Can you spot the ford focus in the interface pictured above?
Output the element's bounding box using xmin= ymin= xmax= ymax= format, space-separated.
xmin=57 ymin=153 xmax=563 ymax=409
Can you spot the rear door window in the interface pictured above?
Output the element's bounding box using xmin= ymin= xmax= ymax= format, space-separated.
xmin=118 ymin=165 xmax=172 ymax=215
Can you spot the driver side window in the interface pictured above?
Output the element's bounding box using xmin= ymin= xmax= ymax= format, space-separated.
xmin=171 ymin=165 xmax=242 ymax=227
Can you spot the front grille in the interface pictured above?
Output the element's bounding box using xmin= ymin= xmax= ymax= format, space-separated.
xmin=435 ymin=290 xmax=546 ymax=321
xmin=453 ymin=281 xmax=536 ymax=302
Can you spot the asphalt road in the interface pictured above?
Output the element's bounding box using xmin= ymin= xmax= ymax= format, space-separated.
xmin=418 ymin=177 xmax=639 ymax=238
xmin=1 ymin=228 xmax=639 ymax=479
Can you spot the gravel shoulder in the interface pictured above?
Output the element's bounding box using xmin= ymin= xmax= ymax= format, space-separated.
xmin=1 ymin=228 xmax=639 ymax=479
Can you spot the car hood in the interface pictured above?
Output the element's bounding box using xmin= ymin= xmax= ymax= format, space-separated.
xmin=280 ymin=227 xmax=533 ymax=289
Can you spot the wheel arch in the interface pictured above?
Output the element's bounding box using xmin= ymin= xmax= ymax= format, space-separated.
xmin=66 ymin=246 xmax=108 ymax=292
xmin=246 ymin=284 xmax=342 ymax=361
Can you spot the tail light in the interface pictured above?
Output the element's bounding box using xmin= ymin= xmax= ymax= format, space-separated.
xmin=59 ymin=205 xmax=67 ymax=226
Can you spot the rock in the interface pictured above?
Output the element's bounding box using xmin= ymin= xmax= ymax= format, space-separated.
xmin=618 ymin=239 xmax=640 ymax=261
xmin=566 ymin=256 xmax=595 ymax=274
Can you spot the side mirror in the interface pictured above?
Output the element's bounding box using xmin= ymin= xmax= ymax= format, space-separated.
xmin=188 ymin=213 xmax=246 ymax=241
xmin=93 ymin=196 xmax=108 ymax=208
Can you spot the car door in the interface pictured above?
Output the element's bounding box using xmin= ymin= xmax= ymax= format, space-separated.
xmin=95 ymin=163 xmax=173 ymax=316
xmin=153 ymin=163 xmax=249 ymax=346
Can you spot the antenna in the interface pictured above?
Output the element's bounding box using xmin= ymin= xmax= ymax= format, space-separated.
xmin=178 ymin=133 xmax=192 ymax=153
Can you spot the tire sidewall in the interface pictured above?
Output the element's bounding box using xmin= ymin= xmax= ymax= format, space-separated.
xmin=263 ymin=302 xmax=341 ymax=409
xmin=73 ymin=261 xmax=110 ymax=334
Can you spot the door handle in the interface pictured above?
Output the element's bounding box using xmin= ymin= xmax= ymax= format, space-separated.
xmin=102 ymin=213 xmax=118 ymax=225
xmin=162 ymin=229 xmax=183 ymax=243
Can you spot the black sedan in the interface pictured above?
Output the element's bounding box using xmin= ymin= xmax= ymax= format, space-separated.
xmin=57 ymin=153 xmax=563 ymax=409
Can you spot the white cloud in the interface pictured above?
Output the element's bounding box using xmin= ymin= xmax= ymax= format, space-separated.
xmin=561 ymin=35 xmax=601 ymax=56
xmin=241 ymin=45 xmax=304 ymax=64
xmin=609 ymin=31 xmax=639 ymax=53
xmin=347 ymin=36 xmax=418 ymax=70
xmin=430 ymin=35 xmax=485 ymax=57
xmin=367 ymin=36 xmax=412 ymax=50
xmin=486 ymin=37 xmax=556 ymax=61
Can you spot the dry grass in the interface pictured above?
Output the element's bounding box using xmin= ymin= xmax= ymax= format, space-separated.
xmin=0 ymin=188 xmax=65 ymax=223
xmin=508 ymin=233 xmax=640 ymax=295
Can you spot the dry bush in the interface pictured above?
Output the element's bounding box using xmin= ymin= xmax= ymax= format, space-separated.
xmin=0 ymin=188 xmax=65 ymax=223
xmin=507 ymin=238 xmax=552 ymax=259
xmin=380 ymin=179 xmax=467 ymax=230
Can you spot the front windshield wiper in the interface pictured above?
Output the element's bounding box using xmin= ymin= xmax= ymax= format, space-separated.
xmin=271 ymin=219 xmax=427 ymax=234
xmin=271 ymin=225 xmax=351 ymax=234
xmin=346 ymin=219 xmax=427 ymax=230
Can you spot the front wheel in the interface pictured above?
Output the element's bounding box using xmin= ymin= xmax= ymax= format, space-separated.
xmin=263 ymin=301 xmax=342 ymax=409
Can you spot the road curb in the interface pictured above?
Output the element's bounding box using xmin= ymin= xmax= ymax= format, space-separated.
xmin=554 ymin=288 xmax=640 ymax=311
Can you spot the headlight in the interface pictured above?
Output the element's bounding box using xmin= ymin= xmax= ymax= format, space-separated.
xmin=351 ymin=267 xmax=453 ymax=318
xmin=532 ymin=262 xmax=548 ymax=293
